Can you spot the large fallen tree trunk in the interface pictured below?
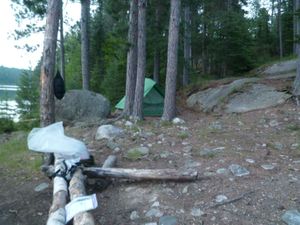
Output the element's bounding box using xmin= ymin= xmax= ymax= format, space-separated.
xmin=68 ymin=155 xmax=117 ymax=225
xmin=69 ymin=169 xmax=95 ymax=225
xmin=46 ymin=155 xmax=68 ymax=225
xmin=83 ymin=168 xmax=198 ymax=181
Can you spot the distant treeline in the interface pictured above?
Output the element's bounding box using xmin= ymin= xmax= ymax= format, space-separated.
xmin=0 ymin=66 xmax=24 ymax=85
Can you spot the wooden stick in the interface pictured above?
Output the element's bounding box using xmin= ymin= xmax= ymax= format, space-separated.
xmin=46 ymin=155 xmax=68 ymax=225
xmin=102 ymin=155 xmax=117 ymax=168
xmin=83 ymin=167 xmax=198 ymax=181
xmin=69 ymin=169 xmax=95 ymax=225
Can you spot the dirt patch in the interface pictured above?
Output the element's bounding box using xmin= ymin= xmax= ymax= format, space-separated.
xmin=1 ymin=79 xmax=300 ymax=225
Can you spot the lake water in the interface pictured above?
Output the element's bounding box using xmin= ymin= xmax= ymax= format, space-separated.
xmin=0 ymin=85 xmax=20 ymax=122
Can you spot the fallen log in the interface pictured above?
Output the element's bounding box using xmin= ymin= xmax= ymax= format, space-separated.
xmin=46 ymin=155 xmax=68 ymax=225
xmin=68 ymin=155 xmax=117 ymax=225
xmin=69 ymin=169 xmax=95 ymax=225
xmin=83 ymin=168 xmax=198 ymax=181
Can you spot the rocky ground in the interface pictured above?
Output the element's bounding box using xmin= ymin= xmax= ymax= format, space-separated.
xmin=1 ymin=77 xmax=300 ymax=225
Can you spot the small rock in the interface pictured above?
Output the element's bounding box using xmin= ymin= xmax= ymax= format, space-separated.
xmin=126 ymin=146 xmax=149 ymax=160
xmin=130 ymin=211 xmax=139 ymax=220
xmin=261 ymin=164 xmax=275 ymax=170
xmin=34 ymin=182 xmax=49 ymax=192
xmin=145 ymin=223 xmax=158 ymax=225
xmin=37 ymin=212 xmax=43 ymax=216
xmin=245 ymin=158 xmax=255 ymax=164
xmin=282 ymin=209 xmax=300 ymax=225
xmin=199 ymin=147 xmax=225 ymax=157
xmin=229 ymin=164 xmax=250 ymax=177
xmin=95 ymin=125 xmax=124 ymax=140
xmin=269 ymin=120 xmax=279 ymax=127
xmin=159 ymin=215 xmax=178 ymax=225
xmin=215 ymin=195 xmax=228 ymax=203
xmin=209 ymin=121 xmax=223 ymax=130
xmin=190 ymin=208 xmax=204 ymax=217
xmin=274 ymin=142 xmax=284 ymax=151
xmin=172 ymin=117 xmax=185 ymax=124
xmin=182 ymin=186 xmax=189 ymax=194
xmin=125 ymin=121 xmax=133 ymax=127
xmin=151 ymin=201 xmax=160 ymax=207
xmin=106 ymin=140 xmax=119 ymax=150
xmin=146 ymin=208 xmax=163 ymax=218
xmin=183 ymin=146 xmax=193 ymax=153
xmin=291 ymin=143 xmax=299 ymax=150
xmin=216 ymin=168 xmax=229 ymax=175
xmin=184 ymin=160 xmax=201 ymax=169
xmin=160 ymin=151 xmax=170 ymax=159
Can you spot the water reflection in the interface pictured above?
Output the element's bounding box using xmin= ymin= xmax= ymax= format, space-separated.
xmin=0 ymin=85 xmax=20 ymax=122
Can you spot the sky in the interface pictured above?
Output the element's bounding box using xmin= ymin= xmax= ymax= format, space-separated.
xmin=0 ymin=0 xmax=82 ymax=70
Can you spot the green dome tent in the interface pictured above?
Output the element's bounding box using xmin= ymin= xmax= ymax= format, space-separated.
xmin=115 ymin=78 xmax=164 ymax=116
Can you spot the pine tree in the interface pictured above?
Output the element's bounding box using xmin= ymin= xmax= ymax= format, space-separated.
xmin=162 ymin=0 xmax=181 ymax=121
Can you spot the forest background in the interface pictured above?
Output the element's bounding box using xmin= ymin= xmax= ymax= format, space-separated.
xmin=0 ymin=0 xmax=298 ymax=129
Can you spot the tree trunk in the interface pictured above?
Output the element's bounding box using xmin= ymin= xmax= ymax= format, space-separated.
xmin=294 ymin=0 xmax=297 ymax=54
xmin=40 ymin=0 xmax=61 ymax=127
xmin=293 ymin=0 xmax=300 ymax=98
xmin=124 ymin=0 xmax=138 ymax=116
xmin=278 ymin=0 xmax=283 ymax=58
xmin=81 ymin=0 xmax=90 ymax=90
xmin=132 ymin=0 xmax=147 ymax=120
xmin=183 ymin=4 xmax=191 ymax=86
xmin=162 ymin=0 xmax=181 ymax=121
xmin=153 ymin=49 xmax=160 ymax=84
xmin=60 ymin=3 xmax=65 ymax=81
xmin=83 ymin=167 xmax=198 ymax=181
xmin=153 ymin=3 xmax=161 ymax=84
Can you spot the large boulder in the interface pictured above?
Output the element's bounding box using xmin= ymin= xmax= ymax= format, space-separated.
xmin=56 ymin=90 xmax=110 ymax=122
xmin=187 ymin=78 xmax=258 ymax=112
xmin=259 ymin=59 xmax=297 ymax=76
xmin=225 ymin=84 xmax=291 ymax=113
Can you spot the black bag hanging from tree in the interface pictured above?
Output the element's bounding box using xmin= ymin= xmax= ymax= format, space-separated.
xmin=53 ymin=70 xmax=65 ymax=100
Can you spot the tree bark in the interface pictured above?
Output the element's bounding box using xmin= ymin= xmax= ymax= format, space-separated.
xmin=81 ymin=0 xmax=90 ymax=90
xmin=278 ymin=0 xmax=283 ymax=58
xmin=293 ymin=0 xmax=300 ymax=98
xmin=40 ymin=0 xmax=61 ymax=127
xmin=46 ymin=155 xmax=68 ymax=225
xmin=132 ymin=0 xmax=147 ymax=120
xmin=153 ymin=3 xmax=161 ymax=84
xmin=69 ymin=169 xmax=95 ymax=225
xmin=183 ymin=4 xmax=191 ymax=86
xmin=162 ymin=0 xmax=181 ymax=121
xmin=40 ymin=0 xmax=61 ymax=167
xmin=124 ymin=0 xmax=138 ymax=116
xmin=60 ymin=2 xmax=65 ymax=81
xmin=83 ymin=167 xmax=198 ymax=181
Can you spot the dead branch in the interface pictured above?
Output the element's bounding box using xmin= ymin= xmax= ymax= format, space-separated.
xmin=83 ymin=167 xmax=198 ymax=181
xmin=210 ymin=190 xmax=255 ymax=209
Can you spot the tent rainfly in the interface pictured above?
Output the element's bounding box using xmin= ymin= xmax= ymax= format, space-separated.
xmin=115 ymin=78 xmax=164 ymax=116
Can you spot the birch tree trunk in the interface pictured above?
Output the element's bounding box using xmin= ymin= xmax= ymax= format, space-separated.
xmin=40 ymin=0 xmax=61 ymax=127
xmin=132 ymin=0 xmax=147 ymax=120
xmin=81 ymin=0 xmax=90 ymax=90
xmin=124 ymin=0 xmax=138 ymax=116
xmin=162 ymin=0 xmax=181 ymax=121
xmin=183 ymin=4 xmax=191 ymax=86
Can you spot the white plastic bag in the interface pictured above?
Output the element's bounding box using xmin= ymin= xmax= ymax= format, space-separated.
xmin=27 ymin=122 xmax=89 ymax=160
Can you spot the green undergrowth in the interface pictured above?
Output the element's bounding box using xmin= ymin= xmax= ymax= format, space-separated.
xmin=0 ymin=134 xmax=42 ymax=175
